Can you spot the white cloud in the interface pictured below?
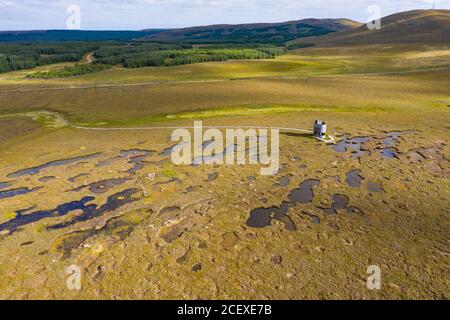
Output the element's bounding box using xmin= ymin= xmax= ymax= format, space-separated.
xmin=0 ymin=0 xmax=14 ymax=7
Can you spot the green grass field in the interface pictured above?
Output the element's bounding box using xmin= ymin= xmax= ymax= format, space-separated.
xmin=1 ymin=68 xmax=448 ymax=128
xmin=1 ymin=44 xmax=449 ymax=87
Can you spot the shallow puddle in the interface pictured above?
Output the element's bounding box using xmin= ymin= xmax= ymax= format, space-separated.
xmin=278 ymin=175 xmax=291 ymax=187
xmin=193 ymin=137 xmax=262 ymax=165
xmin=70 ymin=178 xmax=129 ymax=194
xmin=96 ymin=157 xmax=121 ymax=168
xmin=154 ymin=177 xmax=181 ymax=187
xmin=367 ymin=181 xmax=383 ymax=193
xmin=320 ymin=194 xmax=363 ymax=215
xmin=120 ymin=149 xmax=154 ymax=174
xmin=331 ymin=137 xmax=370 ymax=159
xmin=380 ymin=148 xmax=397 ymax=159
xmin=92 ymin=149 xmax=154 ymax=173
xmin=331 ymin=131 xmax=416 ymax=160
xmin=68 ymin=173 xmax=89 ymax=183
xmin=194 ymin=144 xmax=236 ymax=165
xmin=160 ymin=143 xmax=189 ymax=157
xmin=345 ymin=170 xmax=364 ymax=188
xmin=7 ymin=153 xmax=101 ymax=178
xmin=0 ymin=187 xmax=40 ymax=200
xmin=0 ymin=181 xmax=12 ymax=190
xmin=383 ymin=131 xmax=417 ymax=147
xmin=207 ymin=172 xmax=219 ymax=182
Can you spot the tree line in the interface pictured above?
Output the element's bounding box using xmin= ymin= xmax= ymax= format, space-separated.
xmin=0 ymin=41 xmax=287 ymax=76
xmin=0 ymin=42 xmax=100 ymax=73
xmin=96 ymin=48 xmax=286 ymax=68
xmin=27 ymin=63 xmax=111 ymax=79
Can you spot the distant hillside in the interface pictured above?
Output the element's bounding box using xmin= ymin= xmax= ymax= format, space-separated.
xmin=292 ymin=10 xmax=450 ymax=46
xmin=140 ymin=18 xmax=361 ymax=44
xmin=0 ymin=30 xmax=166 ymax=42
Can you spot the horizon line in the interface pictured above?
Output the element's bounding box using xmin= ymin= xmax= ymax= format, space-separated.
xmin=1 ymin=8 xmax=447 ymax=33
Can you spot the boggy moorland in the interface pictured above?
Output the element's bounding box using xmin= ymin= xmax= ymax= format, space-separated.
xmin=0 ymin=11 xmax=449 ymax=300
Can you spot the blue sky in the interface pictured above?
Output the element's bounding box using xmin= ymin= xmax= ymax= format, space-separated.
xmin=0 ymin=0 xmax=449 ymax=31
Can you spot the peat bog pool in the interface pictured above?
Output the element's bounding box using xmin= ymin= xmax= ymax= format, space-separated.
xmin=0 ymin=188 xmax=141 ymax=234
xmin=330 ymin=131 xmax=418 ymax=160
xmin=7 ymin=153 xmax=102 ymax=178
xmin=0 ymin=187 xmax=41 ymax=200
xmin=246 ymin=179 xmax=320 ymax=231
xmin=346 ymin=170 xmax=364 ymax=188
xmin=0 ymin=181 xmax=12 ymax=190
xmin=69 ymin=178 xmax=130 ymax=194
xmin=0 ymin=129 xmax=420 ymax=240
xmin=319 ymin=194 xmax=363 ymax=215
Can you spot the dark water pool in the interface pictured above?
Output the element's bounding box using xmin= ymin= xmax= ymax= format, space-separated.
xmin=383 ymin=131 xmax=417 ymax=146
xmin=207 ymin=172 xmax=219 ymax=182
xmin=367 ymin=181 xmax=383 ymax=193
xmin=331 ymin=131 xmax=417 ymax=160
xmin=0 ymin=188 xmax=141 ymax=234
xmin=0 ymin=187 xmax=40 ymax=200
xmin=331 ymin=137 xmax=370 ymax=159
xmin=380 ymin=148 xmax=397 ymax=159
xmin=0 ymin=196 xmax=95 ymax=234
xmin=49 ymin=188 xmax=140 ymax=229
xmin=320 ymin=194 xmax=363 ymax=215
xmin=345 ymin=170 xmax=364 ymax=188
xmin=68 ymin=173 xmax=89 ymax=183
xmin=289 ymin=179 xmax=320 ymax=203
xmin=120 ymin=149 xmax=154 ymax=174
xmin=70 ymin=178 xmax=129 ymax=194
xmin=278 ymin=175 xmax=291 ymax=187
xmin=0 ymin=181 xmax=12 ymax=190
xmin=246 ymin=201 xmax=296 ymax=231
xmin=246 ymin=179 xmax=320 ymax=231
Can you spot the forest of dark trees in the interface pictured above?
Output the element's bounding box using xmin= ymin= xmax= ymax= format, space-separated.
xmin=0 ymin=42 xmax=102 ymax=73
xmin=95 ymin=46 xmax=286 ymax=68
xmin=0 ymin=41 xmax=286 ymax=76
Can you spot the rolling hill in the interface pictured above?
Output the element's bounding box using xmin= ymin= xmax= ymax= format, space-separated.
xmin=1 ymin=10 xmax=447 ymax=46
xmin=291 ymin=10 xmax=450 ymax=46
xmin=0 ymin=30 xmax=166 ymax=42
xmin=140 ymin=18 xmax=361 ymax=44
